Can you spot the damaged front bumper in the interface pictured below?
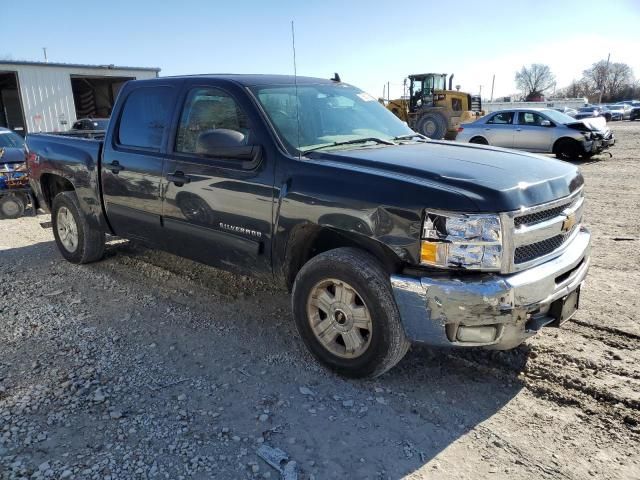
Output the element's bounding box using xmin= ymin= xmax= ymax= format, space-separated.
xmin=391 ymin=227 xmax=591 ymax=349
xmin=588 ymin=133 xmax=615 ymax=153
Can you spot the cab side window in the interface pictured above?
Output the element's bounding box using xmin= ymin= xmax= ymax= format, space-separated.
xmin=487 ymin=112 xmax=514 ymax=124
xmin=175 ymin=88 xmax=251 ymax=155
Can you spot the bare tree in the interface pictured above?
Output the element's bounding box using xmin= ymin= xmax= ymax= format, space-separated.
xmin=606 ymin=63 xmax=633 ymax=100
xmin=582 ymin=60 xmax=634 ymax=102
xmin=556 ymin=78 xmax=595 ymax=99
xmin=515 ymin=64 xmax=556 ymax=100
xmin=558 ymin=59 xmax=636 ymax=102
xmin=583 ymin=60 xmax=609 ymax=99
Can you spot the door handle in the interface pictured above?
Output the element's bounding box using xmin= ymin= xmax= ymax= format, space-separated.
xmin=166 ymin=171 xmax=191 ymax=187
xmin=484 ymin=128 xmax=491 ymax=131
xmin=515 ymin=128 xmax=522 ymax=131
xmin=109 ymin=160 xmax=124 ymax=174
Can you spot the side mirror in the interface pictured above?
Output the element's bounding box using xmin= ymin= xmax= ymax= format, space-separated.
xmin=540 ymin=120 xmax=552 ymax=127
xmin=195 ymin=129 xmax=262 ymax=169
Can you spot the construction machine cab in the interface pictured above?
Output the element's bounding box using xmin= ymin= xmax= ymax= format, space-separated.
xmin=408 ymin=73 xmax=449 ymax=112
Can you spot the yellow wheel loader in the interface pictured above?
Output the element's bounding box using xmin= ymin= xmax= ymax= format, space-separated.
xmin=387 ymin=73 xmax=482 ymax=140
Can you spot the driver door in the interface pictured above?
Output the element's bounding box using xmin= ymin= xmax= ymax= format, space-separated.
xmin=513 ymin=111 xmax=555 ymax=152
xmin=161 ymin=83 xmax=275 ymax=275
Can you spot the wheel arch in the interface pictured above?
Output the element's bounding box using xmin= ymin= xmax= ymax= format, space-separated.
xmin=40 ymin=173 xmax=75 ymax=210
xmin=282 ymin=223 xmax=404 ymax=291
xmin=552 ymin=136 xmax=581 ymax=153
xmin=469 ymin=135 xmax=489 ymax=144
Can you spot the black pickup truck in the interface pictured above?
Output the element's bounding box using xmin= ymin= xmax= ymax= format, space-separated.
xmin=26 ymin=75 xmax=591 ymax=377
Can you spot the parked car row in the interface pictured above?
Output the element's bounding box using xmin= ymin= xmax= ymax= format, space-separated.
xmin=614 ymin=100 xmax=640 ymax=120
xmin=572 ymin=101 xmax=640 ymax=122
xmin=574 ymin=106 xmax=611 ymax=122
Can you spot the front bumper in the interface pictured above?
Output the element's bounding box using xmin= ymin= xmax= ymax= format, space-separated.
xmin=391 ymin=227 xmax=590 ymax=349
xmin=584 ymin=134 xmax=614 ymax=154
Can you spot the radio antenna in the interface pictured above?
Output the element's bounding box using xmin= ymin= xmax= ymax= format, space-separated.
xmin=291 ymin=20 xmax=301 ymax=159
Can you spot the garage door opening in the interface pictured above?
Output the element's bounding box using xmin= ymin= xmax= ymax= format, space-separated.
xmin=0 ymin=71 xmax=26 ymax=135
xmin=70 ymin=75 xmax=134 ymax=120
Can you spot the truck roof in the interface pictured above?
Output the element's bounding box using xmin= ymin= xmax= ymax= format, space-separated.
xmin=150 ymin=74 xmax=338 ymax=87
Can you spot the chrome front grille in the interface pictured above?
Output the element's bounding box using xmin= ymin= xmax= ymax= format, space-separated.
xmin=514 ymin=231 xmax=572 ymax=264
xmin=501 ymin=189 xmax=584 ymax=273
xmin=513 ymin=202 xmax=573 ymax=228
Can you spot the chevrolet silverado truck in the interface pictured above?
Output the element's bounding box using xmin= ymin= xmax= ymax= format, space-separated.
xmin=26 ymin=75 xmax=591 ymax=378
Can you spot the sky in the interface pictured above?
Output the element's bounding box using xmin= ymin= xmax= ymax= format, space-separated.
xmin=2 ymin=0 xmax=640 ymax=100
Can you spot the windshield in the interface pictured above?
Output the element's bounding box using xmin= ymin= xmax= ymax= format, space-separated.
xmin=251 ymin=83 xmax=413 ymax=154
xmin=0 ymin=131 xmax=25 ymax=149
xmin=578 ymin=107 xmax=595 ymax=112
xmin=542 ymin=109 xmax=575 ymax=124
xmin=606 ymin=105 xmax=622 ymax=110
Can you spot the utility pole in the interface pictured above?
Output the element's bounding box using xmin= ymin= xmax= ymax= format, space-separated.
xmin=598 ymin=53 xmax=610 ymax=104
xmin=42 ymin=47 xmax=48 ymax=62
xmin=490 ymin=74 xmax=495 ymax=102
xmin=387 ymin=81 xmax=390 ymax=103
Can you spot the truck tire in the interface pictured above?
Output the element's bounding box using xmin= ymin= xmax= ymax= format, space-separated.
xmin=0 ymin=194 xmax=26 ymax=219
xmin=292 ymin=247 xmax=410 ymax=378
xmin=416 ymin=113 xmax=447 ymax=139
xmin=51 ymin=191 xmax=105 ymax=264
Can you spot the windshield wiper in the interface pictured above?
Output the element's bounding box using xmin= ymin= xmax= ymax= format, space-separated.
xmin=392 ymin=133 xmax=429 ymax=142
xmin=301 ymin=137 xmax=395 ymax=154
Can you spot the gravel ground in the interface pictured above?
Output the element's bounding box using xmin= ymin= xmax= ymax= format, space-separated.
xmin=1 ymin=122 xmax=639 ymax=480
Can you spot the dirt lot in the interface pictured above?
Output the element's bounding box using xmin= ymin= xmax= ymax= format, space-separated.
xmin=1 ymin=122 xmax=639 ymax=480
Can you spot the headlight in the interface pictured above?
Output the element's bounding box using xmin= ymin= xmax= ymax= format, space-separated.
xmin=420 ymin=211 xmax=503 ymax=270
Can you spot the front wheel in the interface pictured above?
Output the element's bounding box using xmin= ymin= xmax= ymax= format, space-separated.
xmin=292 ymin=248 xmax=410 ymax=378
xmin=52 ymin=191 xmax=105 ymax=264
xmin=0 ymin=193 xmax=26 ymax=219
xmin=416 ymin=113 xmax=447 ymax=139
xmin=554 ymin=139 xmax=582 ymax=161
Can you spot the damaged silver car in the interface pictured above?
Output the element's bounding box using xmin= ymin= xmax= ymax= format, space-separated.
xmin=456 ymin=108 xmax=614 ymax=160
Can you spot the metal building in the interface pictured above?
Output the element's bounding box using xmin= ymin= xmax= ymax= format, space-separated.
xmin=0 ymin=61 xmax=160 ymax=135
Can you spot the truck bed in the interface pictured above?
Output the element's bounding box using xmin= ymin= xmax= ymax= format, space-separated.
xmin=26 ymin=133 xmax=107 ymax=229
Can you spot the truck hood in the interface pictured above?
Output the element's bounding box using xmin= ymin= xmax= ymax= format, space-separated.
xmin=568 ymin=116 xmax=607 ymax=132
xmin=0 ymin=147 xmax=26 ymax=167
xmin=309 ymin=141 xmax=583 ymax=212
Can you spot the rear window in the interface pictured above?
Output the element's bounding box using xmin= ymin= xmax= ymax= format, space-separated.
xmin=117 ymin=87 xmax=173 ymax=149
xmin=487 ymin=112 xmax=514 ymax=124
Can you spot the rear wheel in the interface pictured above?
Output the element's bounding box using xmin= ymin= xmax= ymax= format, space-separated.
xmin=52 ymin=191 xmax=105 ymax=264
xmin=292 ymin=248 xmax=410 ymax=378
xmin=0 ymin=193 xmax=26 ymax=219
xmin=416 ymin=113 xmax=447 ymax=139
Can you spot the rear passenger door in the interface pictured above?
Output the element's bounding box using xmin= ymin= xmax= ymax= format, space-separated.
xmin=160 ymin=82 xmax=275 ymax=275
xmin=101 ymin=83 xmax=180 ymax=245
xmin=483 ymin=111 xmax=515 ymax=148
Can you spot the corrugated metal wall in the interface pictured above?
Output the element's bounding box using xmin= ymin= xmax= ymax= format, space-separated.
xmin=0 ymin=63 xmax=157 ymax=133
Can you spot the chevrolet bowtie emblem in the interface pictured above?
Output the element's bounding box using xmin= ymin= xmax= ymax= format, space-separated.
xmin=562 ymin=212 xmax=576 ymax=232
